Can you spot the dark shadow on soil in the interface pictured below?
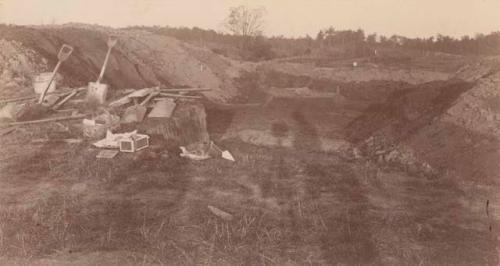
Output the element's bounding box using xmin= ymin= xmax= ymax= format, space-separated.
xmin=291 ymin=108 xmax=321 ymax=152
xmin=305 ymin=161 xmax=380 ymax=264
xmin=206 ymin=107 xmax=236 ymax=137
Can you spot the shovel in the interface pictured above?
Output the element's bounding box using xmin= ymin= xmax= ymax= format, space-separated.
xmin=15 ymin=44 xmax=74 ymax=121
xmin=122 ymin=92 xmax=157 ymax=123
xmin=87 ymin=36 xmax=118 ymax=104
xmin=209 ymin=141 xmax=235 ymax=162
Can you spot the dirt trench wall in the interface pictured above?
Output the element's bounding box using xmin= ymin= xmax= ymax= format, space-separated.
xmin=344 ymin=58 xmax=500 ymax=180
xmin=346 ymin=79 xmax=474 ymax=144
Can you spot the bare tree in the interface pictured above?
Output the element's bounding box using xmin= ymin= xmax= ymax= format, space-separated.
xmin=223 ymin=5 xmax=266 ymax=37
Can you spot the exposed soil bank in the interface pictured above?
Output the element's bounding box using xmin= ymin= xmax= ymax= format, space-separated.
xmin=0 ymin=24 xmax=239 ymax=101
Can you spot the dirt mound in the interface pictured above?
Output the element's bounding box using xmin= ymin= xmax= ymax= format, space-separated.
xmin=0 ymin=39 xmax=49 ymax=97
xmin=0 ymin=24 xmax=239 ymax=101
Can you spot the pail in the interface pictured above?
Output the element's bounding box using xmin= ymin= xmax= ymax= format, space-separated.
xmin=33 ymin=72 xmax=56 ymax=94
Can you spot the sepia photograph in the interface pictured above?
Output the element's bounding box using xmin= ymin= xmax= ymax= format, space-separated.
xmin=0 ymin=0 xmax=499 ymax=264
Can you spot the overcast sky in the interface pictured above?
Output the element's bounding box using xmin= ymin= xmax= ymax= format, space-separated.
xmin=1 ymin=0 xmax=499 ymax=38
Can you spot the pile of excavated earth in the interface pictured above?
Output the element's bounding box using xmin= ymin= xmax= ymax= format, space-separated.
xmin=0 ymin=24 xmax=239 ymax=101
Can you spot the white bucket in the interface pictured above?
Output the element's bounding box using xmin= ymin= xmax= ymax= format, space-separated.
xmin=33 ymin=72 xmax=56 ymax=94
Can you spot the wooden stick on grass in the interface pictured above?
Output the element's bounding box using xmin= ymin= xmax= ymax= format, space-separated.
xmin=159 ymin=93 xmax=203 ymax=99
xmin=161 ymin=88 xmax=211 ymax=92
xmin=0 ymin=87 xmax=86 ymax=104
xmin=7 ymin=114 xmax=87 ymax=126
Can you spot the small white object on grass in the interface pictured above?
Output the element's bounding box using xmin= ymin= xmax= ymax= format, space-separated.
xmin=96 ymin=150 xmax=119 ymax=159
xmin=207 ymin=205 xmax=233 ymax=221
xmin=221 ymin=150 xmax=235 ymax=162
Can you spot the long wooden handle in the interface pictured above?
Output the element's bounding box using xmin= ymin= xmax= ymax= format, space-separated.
xmin=140 ymin=92 xmax=158 ymax=106
xmin=38 ymin=60 xmax=61 ymax=104
xmin=97 ymin=46 xmax=113 ymax=83
xmin=161 ymin=88 xmax=211 ymax=92
xmin=159 ymin=93 xmax=202 ymax=99
xmin=52 ymin=89 xmax=79 ymax=110
xmin=7 ymin=114 xmax=87 ymax=126
xmin=0 ymin=87 xmax=86 ymax=104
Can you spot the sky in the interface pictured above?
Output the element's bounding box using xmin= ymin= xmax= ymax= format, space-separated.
xmin=1 ymin=0 xmax=499 ymax=38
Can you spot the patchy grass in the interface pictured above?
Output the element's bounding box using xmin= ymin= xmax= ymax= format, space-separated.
xmin=0 ymin=88 xmax=498 ymax=265
xmin=0 ymin=123 xmax=497 ymax=265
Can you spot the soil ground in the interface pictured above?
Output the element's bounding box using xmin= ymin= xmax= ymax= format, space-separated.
xmin=0 ymin=93 xmax=497 ymax=265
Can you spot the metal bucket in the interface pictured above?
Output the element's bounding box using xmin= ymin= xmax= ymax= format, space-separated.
xmin=33 ymin=72 xmax=57 ymax=94
xmin=86 ymin=82 xmax=108 ymax=105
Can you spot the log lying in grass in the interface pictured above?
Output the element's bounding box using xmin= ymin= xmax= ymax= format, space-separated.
xmin=7 ymin=114 xmax=87 ymax=126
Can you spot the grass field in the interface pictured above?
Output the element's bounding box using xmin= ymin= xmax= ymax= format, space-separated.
xmin=0 ymin=95 xmax=497 ymax=265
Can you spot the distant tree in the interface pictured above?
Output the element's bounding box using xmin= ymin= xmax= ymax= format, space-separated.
xmin=366 ymin=33 xmax=377 ymax=44
xmin=316 ymin=30 xmax=324 ymax=42
xmin=223 ymin=5 xmax=266 ymax=37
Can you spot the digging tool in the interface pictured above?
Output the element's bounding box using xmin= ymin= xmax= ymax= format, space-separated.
xmin=14 ymin=44 xmax=74 ymax=121
xmin=122 ymin=92 xmax=157 ymax=123
xmin=87 ymin=36 xmax=118 ymax=104
xmin=209 ymin=141 xmax=235 ymax=162
xmin=38 ymin=45 xmax=74 ymax=103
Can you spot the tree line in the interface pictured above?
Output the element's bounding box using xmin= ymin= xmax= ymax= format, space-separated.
xmin=127 ymin=25 xmax=499 ymax=60
xmin=125 ymin=6 xmax=499 ymax=61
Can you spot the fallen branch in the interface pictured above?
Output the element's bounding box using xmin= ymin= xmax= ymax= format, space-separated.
xmin=0 ymin=87 xmax=86 ymax=104
xmin=159 ymin=93 xmax=203 ymax=99
xmin=161 ymin=88 xmax=211 ymax=92
xmin=52 ymin=89 xmax=80 ymax=110
xmin=7 ymin=114 xmax=87 ymax=126
xmin=32 ymin=138 xmax=83 ymax=144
